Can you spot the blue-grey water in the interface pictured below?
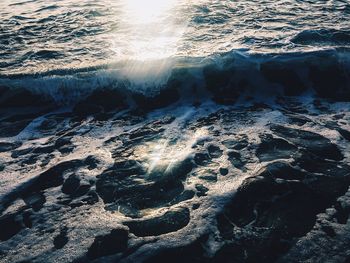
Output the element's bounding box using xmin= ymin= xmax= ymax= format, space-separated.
xmin=1 ymin=0 xmax=350 ymax=74
xmin=1 ymin=0 xmax=350 ymax=101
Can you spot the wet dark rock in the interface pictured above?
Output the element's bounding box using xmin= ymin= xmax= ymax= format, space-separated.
xmin=0 ymin=159 xmax=85 ymax=213
xmin=284 ymin=113 xmax=312 ymax=126
xmin=192 ymin=203 xmax=200 ymax=210
xmin=216 ymin=153 xmax=350 ymax=263
xmin=11 ymin=148 xmax=33 ymax=158
xmin=84 ymin=190 xmax=99 ymax=204
xmin=303 ymin=175 xmax=350 ymax=201
xmin=62 ymin=175 xmax=80 ymax=195
xmin=325 ymin=121 xmax=350 ymax=142
xmin=337 ymin=127 xmax=350 ymax=142
xmin=220 ymin=174 xmax=348 ymax=232
xmin=24 ymin=160 xmax=84 ymax=194
xmin=1 ymin=93 xmax=350 ymax=262
xmin=96 ymin=158 xmax=193 ymax=217
xmin=218 ymin=176 xmax=291 ymax=228
xmin=295 ymin=153 xmax=350 ymax=176
xmin=194 ymin=112 xmax=221 ymax=128
xmin=54 ymin=137 xmax=71 ymax=148
xmin=195 ymin=184 xmax=209 ymax=197
xmin=22 ymin=210 xmax=33 ymax=228
xmin=125 ymin=207 xmax=190 ymax=237
xmin=222 ymin=138 xmax=248 ymax=150
xmin=87 ymin=228 xmax=128 ymax=259
xmin=41 ymin=155 xmax=54 ymax=167
xmin=84 ymin=155 xmax=100 ymax=170
xmin=33 ymin=145 xmax=56 ymax=154
xmin=22 ymin=192 xmax=46 ymax=211
xmin=194 ymin=152 xmax=211 ymax=166
xmin=144 ymin=235 xmax=209 ymax=263
xmin=58 ymin=145 xmax=74 ymax=155
xmin=198 ymin=175 xmax=217 ymax=182
xmin=256 ymin=134 xmax=297 ymax=162
xmin=119 ymin=120 xmax=167 ymax=146
xmin=207 ymin=144 xmax=223 ymax=158
xmin=333 ymin=113 xmax=345 ymax=120
xmin=0 ymin=212 xmax=24 ymax=241
xmin=53 ymin=228 xmax=68 ymax=249
xmin=227 ymin=150 xmax=246 ymax=170
xmin=212 ymin=230 xmax=290 ymax=263
xmin=73 ymin=184 xmax=91 ymax=198
xmin=71 ymin=190 xmax=99 ymax=208
xmin=169 ymin=190 xmax=195 ymax=206
xmin=270 ymin=124 xmax=343 ymax=161
xmin=112 ymin=159 xmax=146 ymax=178
xmin=219 ymin=167 xmax=229 ymax=176
xmin=0 ymin=142 xmax=22 ymax=152
xmin=21 ymin=155 xmax=40 ymax=166
xmin=258 ymin=161 xmax=306 ymax=181
xmin=129 ymin=127 xmax=161 ymax=140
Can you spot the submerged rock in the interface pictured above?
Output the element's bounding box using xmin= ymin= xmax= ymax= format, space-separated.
xmin=256 ymin=134 xmax=297 ymax=162
xmin=124 ymin=207 xmax=190 ymax=237
xmin=0 ymin=98 xmax=349 ymax=263
xmin=270 ymin=124 xmax=343 ymax=161
xmin=87 ymin=228 xmax=128 ymax=260
xmin=53 ymin=228 xmax=68 ymax=249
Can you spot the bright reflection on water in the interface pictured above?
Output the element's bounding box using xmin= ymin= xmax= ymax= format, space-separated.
xmin=111 ymin=0 xmax=188 ymax=88
xmin=1 ymin=0 xmax=350 ymax=75
xmin=113 ymin=0 xmax=187 ymax=61
xmin=145 ymin=127 xmax=209 ymax=174
xmin=123 ymin=0 xmax=177 ymax=24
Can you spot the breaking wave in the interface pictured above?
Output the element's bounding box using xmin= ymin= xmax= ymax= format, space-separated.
xmin=0 ymin=49 xmax=349 ymax=108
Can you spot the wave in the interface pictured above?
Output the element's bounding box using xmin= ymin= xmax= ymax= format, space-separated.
xmin=291 ymin=29 xmax=350 ymax=46
xmin=0 ymin=49 xmax=349 ymax=110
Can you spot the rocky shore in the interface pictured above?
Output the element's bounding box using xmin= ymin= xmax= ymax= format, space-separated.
xmin=0 ymin=88 xmax=350 ymax=262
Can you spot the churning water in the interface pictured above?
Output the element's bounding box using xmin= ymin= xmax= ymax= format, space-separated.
xmin=0 ymin=0 xmax=350 ymax=101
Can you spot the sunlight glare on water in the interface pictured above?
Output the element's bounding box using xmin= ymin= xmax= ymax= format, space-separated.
xmin=123 ymin=0 xmax=177 ymax=24
xmin=1 ymin=0 xmax=350 ymax=75
xmin=112 ymin=0 xmax=189 ymax=89
xmin=115 ymin=0 xmax=188 ymax=61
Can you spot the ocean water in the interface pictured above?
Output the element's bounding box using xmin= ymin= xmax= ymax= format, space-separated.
xmin=1 ymin=2 xmax=350 ymax=262
xmin=0 ymin=0 xmax=350 ymax=102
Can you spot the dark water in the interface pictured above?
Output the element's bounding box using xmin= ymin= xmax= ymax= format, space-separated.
xmin=0 ymin=0 xmax=350 ymax=103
